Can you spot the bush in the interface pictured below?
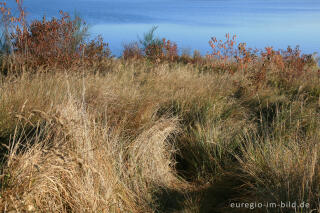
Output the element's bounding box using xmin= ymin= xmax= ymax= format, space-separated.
xmin=13 ymin=11 xmax=110 ymax=69
xmin=138 ymin=26 xmax=178 ymax=63
xmin=0 ymin=1 xmax=111 ymax=74
xmin=122 ymin=42 xmax=143 ymax=60
xmin=138 ymin=26 xmax=162 ymax=52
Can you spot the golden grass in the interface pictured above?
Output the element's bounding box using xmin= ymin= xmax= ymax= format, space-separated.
xmin=0 ymin=60 xmax=319 ymax=212
xmin=0 ymin=94 xmax=181 ymax=212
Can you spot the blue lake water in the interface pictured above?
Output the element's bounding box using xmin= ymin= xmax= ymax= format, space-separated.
xmin=12 ymin=0 xmax=320 ymax=56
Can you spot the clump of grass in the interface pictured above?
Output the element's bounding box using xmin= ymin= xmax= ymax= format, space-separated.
xmin=235 ymin=130 xmax=320 ymax=212
xmin=228 ymin=84 xmax=320 ymax=211
xmin=0 ymin=86 xmax=181 ymax=212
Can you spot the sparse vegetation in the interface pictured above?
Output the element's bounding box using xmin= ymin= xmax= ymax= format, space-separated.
xmin=0 ymin=1 xmax=319 ymax=212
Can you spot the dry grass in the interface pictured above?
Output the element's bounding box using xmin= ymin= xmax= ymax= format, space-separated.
xmin=0 ymin=78 xmax=182 ymax=212
xmin=0 ymin=58 xmax=319 ymax=212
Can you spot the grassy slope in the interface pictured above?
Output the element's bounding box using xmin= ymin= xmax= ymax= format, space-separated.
xmin=0 ymin=60 xmax=319 ymax=212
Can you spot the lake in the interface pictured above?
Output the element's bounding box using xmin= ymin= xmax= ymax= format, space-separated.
xmin=14 ymin=0 xmax=320 ymax=56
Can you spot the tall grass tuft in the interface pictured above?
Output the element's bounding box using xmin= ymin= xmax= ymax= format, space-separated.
xmin=0 ymin=78 xmax=181 ymax=212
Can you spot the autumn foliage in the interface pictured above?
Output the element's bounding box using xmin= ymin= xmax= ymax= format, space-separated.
xmin=206 ymin=33 xmax=317 ymax=81
xmin=143 ymin=38 xmax=178 ymax=63
xmin=0 ymin=1 xmax=318 ymax=77
xmin=0 ymin=0 xmax=110 ymax=72
xmin=122 ymin=42 xmax=143 ymax=60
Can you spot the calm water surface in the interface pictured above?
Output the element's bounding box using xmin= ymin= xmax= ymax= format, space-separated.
xmin=16 ymin=0 xmax=320 ymax=55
